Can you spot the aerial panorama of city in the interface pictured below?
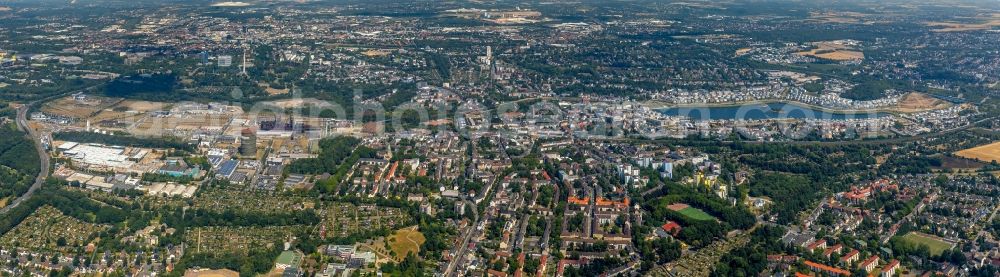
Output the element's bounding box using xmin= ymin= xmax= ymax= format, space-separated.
xmin=7 ymin=0 xmax=1000 ymax=277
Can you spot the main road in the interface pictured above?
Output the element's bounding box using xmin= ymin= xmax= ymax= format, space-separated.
xmin=0 ymin=104 xmax=51 ymax=214
xmin=594 ymin=115 xmax=998 ymax=147
xmin=443 ymin=197 xmax=490 ymax=277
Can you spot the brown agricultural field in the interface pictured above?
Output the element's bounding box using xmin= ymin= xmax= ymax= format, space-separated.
xmin=895 ymin=92 xmax=952 ymax=113
xmin=41 ymin=95 xmax=122 ymax=119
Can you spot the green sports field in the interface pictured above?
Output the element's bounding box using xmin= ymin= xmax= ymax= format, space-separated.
xmin=899 ymin=232 xmax=954 ymax=256
xmin=677 ymin=207 xmax=716 ymax=221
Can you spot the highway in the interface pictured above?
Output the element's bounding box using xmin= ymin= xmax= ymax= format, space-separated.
xmin=0 ymin=105 xmax=51 ymax=214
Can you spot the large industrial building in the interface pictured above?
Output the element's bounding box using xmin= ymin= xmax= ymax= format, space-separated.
xmin=58 ymin=142 xmax=141 ymax=173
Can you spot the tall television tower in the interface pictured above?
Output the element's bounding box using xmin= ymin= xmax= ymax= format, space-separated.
xmin=241 ymin=47 xmax=248 ymax=76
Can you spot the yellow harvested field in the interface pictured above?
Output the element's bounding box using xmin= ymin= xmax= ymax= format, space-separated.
xmin=796 ymin=49 xmax=864 ymax=61
xmin=926 ymin=21 xmax=1000 ymax=32
xmin=362 ymin=50 xmax=390 ymax=57
xmin=926 ymin=14 xmax=1000 ymax=32
xmin=265 ymin=87 xmax=290 ymax=95
xmin=808 ymin=12 xmax=872 ymax=24
xmin=796 ymin=42 xmax=864 ymax=61
xmin=926 ymin=22 xmax=1000 ymax=32
xmin=814 ymin=50 xmax=863 ymax=61
xmin=956 ymin=142 xmax=1000 ymax=163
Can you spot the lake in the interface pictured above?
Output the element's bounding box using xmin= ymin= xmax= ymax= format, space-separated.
xmin=659 ymin=102 xmax=888 ymax=121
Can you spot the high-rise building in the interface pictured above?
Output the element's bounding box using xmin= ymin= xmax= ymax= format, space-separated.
xmin=239 ymin=128 xmax=257 ymax=157
xmin=218 ymin=55 xmax=232 ymax=67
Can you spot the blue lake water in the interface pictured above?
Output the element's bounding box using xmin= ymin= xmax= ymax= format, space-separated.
xmin=659 ymin=102 xmax=888 ymax=121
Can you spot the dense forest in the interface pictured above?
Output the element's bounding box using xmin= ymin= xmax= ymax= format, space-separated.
xmin=104 ymin=73 xmax=178 ymax=98
xmin=287 ymin=136 xmax=382 ymax=193
xmin=747 ymin=172 xmax=823 ymax=225
xmin=0 ymin=123 xmax=40 ymax=201
xmin=841 ymin=79 xmax=922 ymax=101
xmin=173 ymin=248 xmax=281 ymax=277
xmin=643 ymin=180 xmax=756 ymax=248
xmin=286 ymin=136 xmax=360 ymax=174
xmin=0 ymin=101 xmax=14 ymax=119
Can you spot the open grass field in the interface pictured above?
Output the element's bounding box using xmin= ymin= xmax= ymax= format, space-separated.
xmin=387 ymin=226 xmax=425 ymax=260
xmin=955 ymin=141 xmax=1000 ymax=163
xmin=361 ymin=226 xmax=426 ymax=262
xmin=258 ymin=82 xmax=290 ymax=96
xmin=899 ymin=232 xmax=954 ymax=256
